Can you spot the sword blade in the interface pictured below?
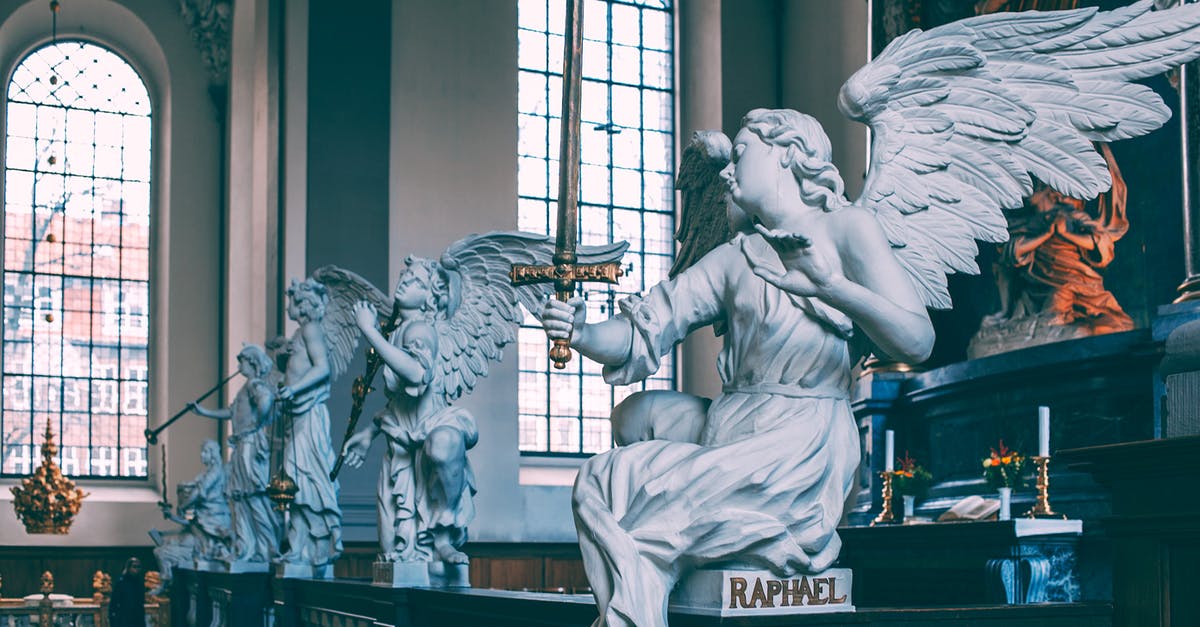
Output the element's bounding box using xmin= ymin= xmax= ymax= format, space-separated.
xmin=554 ymin=0 xmax=585 ymax=267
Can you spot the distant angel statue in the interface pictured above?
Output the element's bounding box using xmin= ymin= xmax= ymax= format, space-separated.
xmin=538 ymin=3 xmax=1200 ymax=625
xmin=335 ymin=233 xmax=626 ymax=577
xmin=187 ymin=344 xmax=281 ymax=565
xmin=274 ymin=275 xmax=361 ymax=571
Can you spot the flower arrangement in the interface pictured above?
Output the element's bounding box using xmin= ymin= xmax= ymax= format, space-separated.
xmin=982 ymin=440 xmax=1026 ymax=489
xmin=890 ymin=451 xmax=932 ymax=498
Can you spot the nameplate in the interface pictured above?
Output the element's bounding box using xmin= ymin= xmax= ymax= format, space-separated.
xmin=670 ymin=568 xmax=855 ymax=616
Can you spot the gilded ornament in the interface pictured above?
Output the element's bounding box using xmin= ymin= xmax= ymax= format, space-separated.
xmin=10 ymin=420 xmax=87 ymax=534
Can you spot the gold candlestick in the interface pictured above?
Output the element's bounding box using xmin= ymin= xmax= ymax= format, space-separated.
xmin=871 ymin=471 xmax=896 ymax=526
xmin=1024 ymin=456 xmax=1064 ymax=519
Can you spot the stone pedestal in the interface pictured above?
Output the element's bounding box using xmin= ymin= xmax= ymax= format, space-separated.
xmin=670 ymin=567 xmax=855 ymax=617
xmin=275 ymin=563 xmax=333 ymax=580
xmin=372 ymin=560 xmax=470 ymax=588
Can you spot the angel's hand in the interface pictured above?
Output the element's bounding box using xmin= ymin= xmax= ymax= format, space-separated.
xmin=277 ymin=385 xmax=295 ymax=401
xmin=541 ymin=296 xmax=586 ymax=343
xmin=353 ymin=301 xmax=378 ymax=333
xmin=343 ymin=430 xmax=373 ymax=469
xmin=748 ymin=224 xmax=836 ymax=297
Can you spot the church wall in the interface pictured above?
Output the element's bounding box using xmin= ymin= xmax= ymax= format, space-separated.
xmin=303 ymin=0 xmax=393 ymax=541
xmin=0 ymin=0 xmax=223 ymax=550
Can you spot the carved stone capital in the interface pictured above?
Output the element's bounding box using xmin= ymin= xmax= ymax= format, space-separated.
xmin=178 ymin=0 xmax=232 ymax=85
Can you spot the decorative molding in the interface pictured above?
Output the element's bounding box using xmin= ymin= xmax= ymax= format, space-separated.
xmin=177 ymin=0 xmax=231 ymax=85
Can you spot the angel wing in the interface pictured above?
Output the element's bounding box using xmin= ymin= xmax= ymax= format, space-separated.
xmin=839 ymin=0 xmax=1200 ymax=308
xmin=311 ymin=266 xmax=392 ymax=380
xmin=670 ymin=130 xmax=738 ymax=278
xmin=434 ymin=231 xmax=627 ymax=403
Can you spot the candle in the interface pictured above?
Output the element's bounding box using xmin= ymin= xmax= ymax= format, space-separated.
xmin=884 ymin=430 xmax=895 ymax=472
xmin=1038 ymin=406 xmax=1050 ymax=457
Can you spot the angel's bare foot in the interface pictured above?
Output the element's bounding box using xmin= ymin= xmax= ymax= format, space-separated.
xmin=433 ymin=534 xmax=469 ymax=564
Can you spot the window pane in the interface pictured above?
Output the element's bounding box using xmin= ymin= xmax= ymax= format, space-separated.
xmin=517 ymin=0 xmax=674 ymax=455
xmin=2 ymin=41 xmax=151 ymax=478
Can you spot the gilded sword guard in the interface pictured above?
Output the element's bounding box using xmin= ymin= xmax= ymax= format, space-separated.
xmin=509 ymin=259 xmax=623 ymax=368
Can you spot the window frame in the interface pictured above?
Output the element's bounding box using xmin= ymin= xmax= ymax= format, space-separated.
xmin=0 ymin=36 xmax=159 ymax=482
xmin=516 ymin=0 xmax=679 ymax=458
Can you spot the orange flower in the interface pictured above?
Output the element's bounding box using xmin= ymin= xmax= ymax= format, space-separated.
xmin=1001 ymin=455 xmax=1012 ymax=464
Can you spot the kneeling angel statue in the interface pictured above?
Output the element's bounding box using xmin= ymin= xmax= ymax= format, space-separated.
xmin=335 ymin=233 xmax=626 ymax=579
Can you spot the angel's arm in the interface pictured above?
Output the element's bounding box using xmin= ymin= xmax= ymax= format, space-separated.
xmin=356 ymin=306 xmax=431 ymax=385
xmin=189 ymin=402 xmax=232 ymax=420
xmin=285 ymin=323 xmax=332 ymax=395
xmin=545 ymin=300 xmax=633 ymax=367
xmin=829 ymin=211 xmax=934 ymax=363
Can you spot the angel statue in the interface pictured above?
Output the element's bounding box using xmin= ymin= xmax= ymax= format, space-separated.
xmin=274 ymin=277 xmax=347 ymax=574
xmin=148 ymin=440 xmax=231 ymax=592
xmin=187 ymin=344 xmax=281 ymax=566
xmin=539 ymin=3 xmax=1200 ymax=625
xmin=336 ymin=233 xmax=626 ymax=582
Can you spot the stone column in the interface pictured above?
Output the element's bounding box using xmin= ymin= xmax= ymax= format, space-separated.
xmin=1179 ymin=10 xmax=1200 ymax=303
xmin=677 ymin=0 xmax=725 ymax=400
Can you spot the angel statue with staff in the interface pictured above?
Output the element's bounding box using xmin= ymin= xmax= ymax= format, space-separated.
xmin=539 ymin=3 xmax=1200 ymax=625
xmin=274 ymin=277 xmax=346 ymax=574
xmin=335 ymin=233 xmax=625 ymax=584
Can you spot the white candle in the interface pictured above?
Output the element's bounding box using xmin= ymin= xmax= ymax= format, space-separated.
xmin=884 ymin=430 xmax=895 ymax=472
xmin=1038 ymin=406 xmax=1050 ymax=457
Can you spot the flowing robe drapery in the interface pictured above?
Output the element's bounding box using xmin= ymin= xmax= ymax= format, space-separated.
xmin=375 ymin=319 xmax=478 ymax=561
xmin=282 ymin=335 xmax=343 ymax=566
xmin=574 ymin=234 xmax=861 ymax=627
xmin=226 ymin=380 xmax=280 ymax=562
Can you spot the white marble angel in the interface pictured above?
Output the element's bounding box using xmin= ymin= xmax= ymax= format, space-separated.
xmin=337 ymin=233 xmax=626 ymax=575
xmin=187 ymin=344 xmax=281 ymax=566
xmin=149 ymin=440 xmax=231 ymax=591
xmin=274 ymin=276 xmax=355 ymax=573
xmin=539 ymin=3 xmax=1200 ymax=625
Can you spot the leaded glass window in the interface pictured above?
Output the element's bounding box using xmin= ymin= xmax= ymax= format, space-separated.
xmin=517 ymin=0 xmax=675 ymax=455
xmin=2 ymin=41 xmax=152 ymax=478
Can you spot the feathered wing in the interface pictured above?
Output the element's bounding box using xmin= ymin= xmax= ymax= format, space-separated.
xmin=839 ymin=0 xmax=1200 ymax=309
xmin=311 ymin=266 xmax=392 ymax=380
xmin=670 ymin=130 xmax=738 ymax=278
xmin=434 ymin=231 xmax=628 ymax=403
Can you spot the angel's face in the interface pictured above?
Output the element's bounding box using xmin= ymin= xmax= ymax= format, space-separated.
xmin=395 ymin=265 xmax=434 ymax=311
xmin=722 ymin=129 xmax=793 ymax=228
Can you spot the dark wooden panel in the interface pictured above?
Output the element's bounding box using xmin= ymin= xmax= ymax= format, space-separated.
xmin=0 ymin=546 xmax=157 ymax=598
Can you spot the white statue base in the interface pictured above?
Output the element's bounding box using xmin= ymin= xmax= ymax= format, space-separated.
xmin=372 ymin=560 xmax=470 ymax=588
xmin=194 ymin=559 xmax=226 ymax=573
xmin=669 ymin=568 xmax=855 ymax=617
xmin=275 ymin=563 xmax=334 ymax=580
xmin=226 ymin=560 xmax=271 ymax=574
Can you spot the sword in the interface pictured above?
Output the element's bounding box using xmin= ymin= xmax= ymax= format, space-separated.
xmin=510 ymin=0 xmax=623 ymax=369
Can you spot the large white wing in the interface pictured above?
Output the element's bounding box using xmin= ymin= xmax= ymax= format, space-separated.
xmin=434 ymin=232 xmax=628 ymax=403
xmin=311 ymin=266 xmax=391 ymax=380
xmin=840 ymin=0 xmax=1200 ymax=308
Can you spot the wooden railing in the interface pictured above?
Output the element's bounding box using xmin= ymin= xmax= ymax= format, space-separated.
xmin=0 ymin=570 xmax=168 ymax=627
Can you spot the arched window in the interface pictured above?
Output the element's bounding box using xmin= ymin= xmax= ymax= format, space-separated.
xmin=517 ymin=0 xmax=676 ymax=455
xmin=2 ymin=40 xmax=152 ymax=478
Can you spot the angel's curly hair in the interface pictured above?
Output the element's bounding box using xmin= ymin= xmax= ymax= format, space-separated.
xmin=403 ymin=256 xmax=456 ymax=318
xmin=237 ymin=343 xmax=274 ymax=378
xmin=742 ymin=108 xmax=847 ymax=212
xmin=287 ymin=278 xmax=328 ymax=320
